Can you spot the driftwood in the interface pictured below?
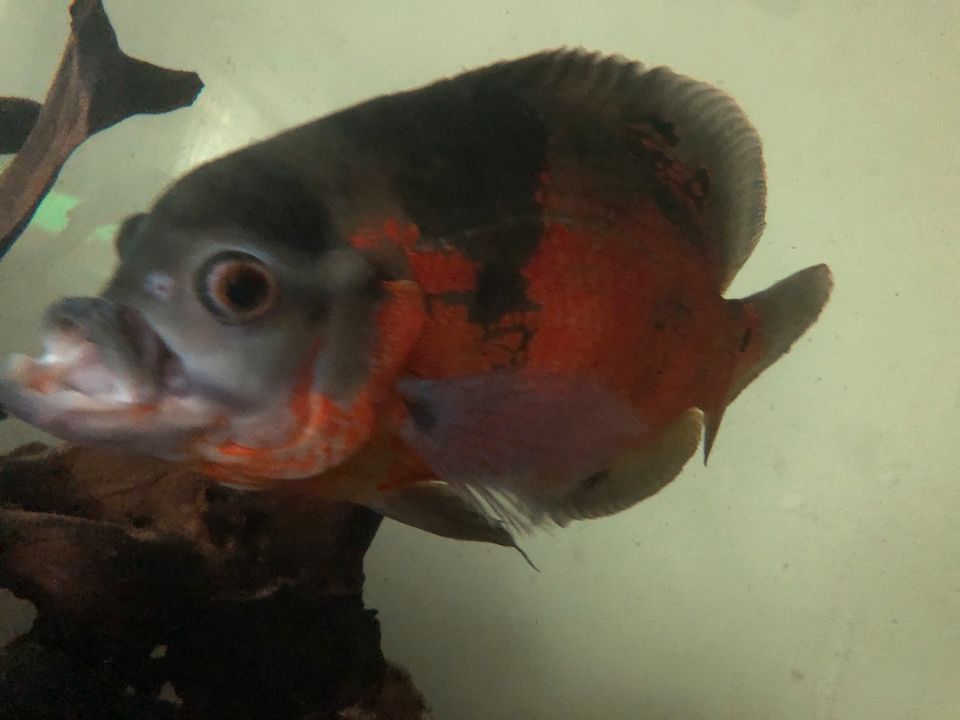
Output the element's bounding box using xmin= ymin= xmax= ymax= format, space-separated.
xmin=0 ymin=98 xmax=41 ymax=155
xmin=0 ymin=0 xmax=203 ymax=259
xmin=0 ymin=2 xmax=430 ymax=717
xmin=0 ymin=445 xmax=430 ymax=719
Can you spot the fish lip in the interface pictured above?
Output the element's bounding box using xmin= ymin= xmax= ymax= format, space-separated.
xmin=0 ymin=299 xmax=211 ymax=454
xmin=0 ymin=297 xmax=191 ymax=429
xmin=38 ymin=296 xmax=178 ymax=404
xmin=0 ymin=368 xmax=210 ymax=458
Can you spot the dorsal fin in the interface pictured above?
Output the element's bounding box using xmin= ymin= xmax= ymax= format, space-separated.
xmin=629 ymin=62 xmax=767 ymax=289
xmin=461 ymin=48 xmax=767 ymax=290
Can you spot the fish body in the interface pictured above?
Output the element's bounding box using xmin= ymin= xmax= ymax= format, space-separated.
xmin=0 ymin=50 xmax=832 ymax=540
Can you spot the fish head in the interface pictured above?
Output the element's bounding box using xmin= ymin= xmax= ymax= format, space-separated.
xmin=0 ymin=211 xmax=419 ymax=482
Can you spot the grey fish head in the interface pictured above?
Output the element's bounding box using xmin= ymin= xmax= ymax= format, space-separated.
xmin=0 ymin=209 xmax=382 ymax=464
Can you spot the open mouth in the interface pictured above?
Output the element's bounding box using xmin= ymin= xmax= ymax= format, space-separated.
xmin=0 ymin=297 xmax=208 ymax=449
xmin=5 ymin=297 xmax=186 ymax=410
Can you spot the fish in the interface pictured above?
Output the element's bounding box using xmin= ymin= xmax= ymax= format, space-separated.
xmin=0 ymin=49 xmax=832 ymax=546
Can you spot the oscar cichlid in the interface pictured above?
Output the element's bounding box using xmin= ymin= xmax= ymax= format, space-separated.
xmin=0 ymin=49 xmax=833 ymax=548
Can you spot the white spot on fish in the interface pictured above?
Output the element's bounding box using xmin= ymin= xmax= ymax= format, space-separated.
xmin=145 ymin=272 xmax=174 ymax=301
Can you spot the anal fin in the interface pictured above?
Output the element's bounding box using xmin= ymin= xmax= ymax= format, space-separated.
xmin=397 ymin=371 xmax=647 ymax=532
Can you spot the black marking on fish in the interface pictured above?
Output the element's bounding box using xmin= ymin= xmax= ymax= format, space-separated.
xmin=482 ymin=322 xmax=535 ymax=368
xmin=643 ymin=115 xmax=679 ymax=146
xmin=405 ymin=397 xmax=438 ymax=433
xmin=333 ymin=66 xmax=548 ymax=326
xmin=627 ymin=120 xmax=708 ymax=246
xmin=740 ymin=327 xmax=752 ymax=352
xmin=581 ymin=469 xmax=611 ymax=490
xmin=471 ymin=260 xmax=531 ymax=326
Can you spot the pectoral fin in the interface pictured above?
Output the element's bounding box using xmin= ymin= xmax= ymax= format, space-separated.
xmin=398 ymin=371 xmax=647 ymax=531
xmin=368 ymin=479 xmax=537 ymax=568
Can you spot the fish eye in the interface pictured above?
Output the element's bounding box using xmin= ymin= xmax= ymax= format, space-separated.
xmin=196 ymin=251 xmax=279 ymax=324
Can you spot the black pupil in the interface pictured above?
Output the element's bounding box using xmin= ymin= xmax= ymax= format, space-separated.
xmin=224 ymin=266 xmax=269 ymax=312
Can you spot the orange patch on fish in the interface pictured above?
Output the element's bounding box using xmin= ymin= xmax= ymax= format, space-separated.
xmin=406 ymin=251 xmax=478 ymax=295
xmin=523 ymin=172 xmax=738 ymax=428
xmin=395 ymin=169 xmax=746 ymax=445
xmin=383 ymin=218 xmax=421 ymax=248
xmin=193 ymin=279 xmax=426 ymax=485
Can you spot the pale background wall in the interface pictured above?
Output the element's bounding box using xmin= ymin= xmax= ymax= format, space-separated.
xmin=0 ymin=2 xmax=957 ymax=718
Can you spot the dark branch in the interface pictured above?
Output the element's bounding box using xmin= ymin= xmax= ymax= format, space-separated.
xmin=0 ymin=98 xmax=41 ymax=154
xmin=0 ymin=0 xmax=203 ymax=260
xmin=0 ymin=446 xmax=431 ymax=718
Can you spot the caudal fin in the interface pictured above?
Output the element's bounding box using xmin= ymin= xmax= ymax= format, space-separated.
xmin=703 ymin=263 xmax=833 ymax=460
